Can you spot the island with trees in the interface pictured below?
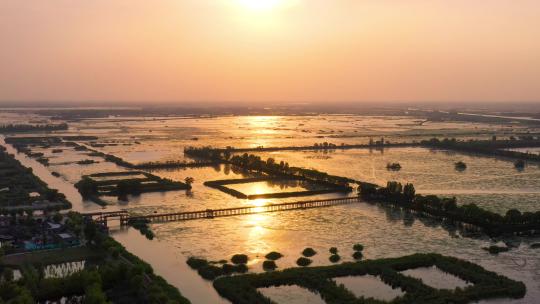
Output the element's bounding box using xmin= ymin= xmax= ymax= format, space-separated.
xmin=386 ymin=162 xmax=402 ymax=171
xmin=185 ymin=147 xmax=354 ymax=193
xmin=75 ymin=171 xmax=191 ymax=205
xmin=454 ymin=161 xmax=467 ymax=171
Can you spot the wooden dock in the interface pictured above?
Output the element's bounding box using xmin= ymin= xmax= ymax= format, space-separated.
xmin=83 ymin=197 xmax=361 ymax=226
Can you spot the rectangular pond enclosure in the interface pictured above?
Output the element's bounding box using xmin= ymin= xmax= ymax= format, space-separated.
xmin=204 ymin=177 xmax=345 ymax=200
xmin=227 ymin=181 xmax=311 ymax=195
xmin=258 ymin=285 xmax=326 ymax=304
xmin=212 ymin=253 xmax=525 ymax=304
xmin=333 ymin=275 xmax=405 ymax=301
xmin=401 ymin=266 xmax=472 ymax=290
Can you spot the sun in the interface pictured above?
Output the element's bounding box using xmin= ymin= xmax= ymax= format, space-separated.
xmin=237 ymin=0 xmax=285 ymax=12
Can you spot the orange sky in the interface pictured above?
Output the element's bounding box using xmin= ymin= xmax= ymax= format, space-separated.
xmin=1 ymin=0 xmax=539 ymax=104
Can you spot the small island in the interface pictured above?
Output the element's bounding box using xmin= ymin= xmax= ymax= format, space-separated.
xmin=386 ymin=162 xmax=402 ymax=171
xmin=454 ymin=161 xmax=467 ymax=171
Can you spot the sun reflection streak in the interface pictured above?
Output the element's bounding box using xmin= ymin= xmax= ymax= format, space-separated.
xmin=253 ymin=206 xmax=265 ymax=213
xmin=245 ymin=116 xmax=281 ymax=148
xmin=244 ymin=195 xmax=274 ymax=259
xmin=251 ymin=198 xmax=269 ymax=212
xmin=245 ymin=213 xmax=272 ymax=261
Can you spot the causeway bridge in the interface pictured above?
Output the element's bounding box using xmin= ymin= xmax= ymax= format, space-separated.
xmin=82 ymin=210 xmax=129 ymax=227
xmin=83 ymin=196 xmax=361 ymax=226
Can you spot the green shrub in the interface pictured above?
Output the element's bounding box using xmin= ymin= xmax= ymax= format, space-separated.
xmin=386 ymin=163 xmax=402 ymax=171
xmin=186 ymin=257 xmax=208 ymax=270
xmin=455 ymin=161 xmax=467 ymax=171
xmin=222 ymin=263 xmax=248 ymax=275
xmin=198 ymin=265 xmax=224 ymax=280
xmin=231 ymin=254 xmax=248 ymax=265
xmin=329 ymin=247 xmax=338 ymax=254
xmin=74 ymin=177 xmax=98 ymax=197
xmin=143 ymin=229 xmax=154 ymax=240
xmin=117 ymin=179 xmax=142 ymax=195
xmin=302 ymin=248 xmax=317 ymax=257
xmin=129 ymin=219 xmax=154 ymax=240
xmin=296 ymin=257 xmax=312 ymax=267
xmin=222 ymin=263 xmax=235 ymax=275
xmin=262 ymin=260 xmax=277 ymax=271
xmin=329 ymin=254 xmax=341 ymax=263
xmin=353 ymin=244 xmax=364 ymax=252
xmin=265 ymin=251 xmax=283 ymax=261
xmin=235 ymin=264 xmax=248 ymax=273
xmin=352 ymin=251 xmax=363 ymax=260
xmin=483 ymin=245 xmax=509 ymax=255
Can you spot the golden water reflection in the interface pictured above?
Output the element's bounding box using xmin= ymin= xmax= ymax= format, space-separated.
xmin=229 ymin=181 xmax=306 ymax=195
xmin=245 ymin=212 xmax=272 ymax=264
xmin=251 ymin=198 xmax=268 ymax=213
xmin=244 ymin=116 xmax=281 ymax=148
xmin=245 ymin=195 xmax=276 ymax=263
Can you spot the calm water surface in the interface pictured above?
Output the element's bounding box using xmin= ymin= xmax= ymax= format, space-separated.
xmin=253 ymin=147 xmax=540 ymax=214
xmin=400 ymin=266 xmax=472 ymax=290
xmin=333 ymin=275 xmax=405 ymax=301
xmin=258 ymin=285 xmax=325 ymax=304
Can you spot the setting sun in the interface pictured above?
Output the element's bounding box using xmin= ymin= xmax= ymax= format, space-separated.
xmin=236 ymin=0 xmax=287 ymax=11
xmin=0 ymin=1 xmax=539 ymax=303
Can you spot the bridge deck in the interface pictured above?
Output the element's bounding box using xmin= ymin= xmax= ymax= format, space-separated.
xmin=121 ymin=196 xmax=360 ymax=225
xmin=83 ymin=211 xmax=128 ymax=217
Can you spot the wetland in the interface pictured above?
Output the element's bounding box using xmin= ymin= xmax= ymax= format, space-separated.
xmin=2 ymin=112 xmax=540 ymax=303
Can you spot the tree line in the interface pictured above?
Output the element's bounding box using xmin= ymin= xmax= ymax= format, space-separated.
xmin=185 ymin=146 xmax=353 ymax=191
xmin=359 ymin=181 xmax=540 ymax=235
xmin=421 ymin=137 xmax=540 ymax=161
xmin=0 ymin=123 xmax=68 ymax=133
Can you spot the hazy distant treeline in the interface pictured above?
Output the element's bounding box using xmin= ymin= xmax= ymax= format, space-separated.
xmin=0 ymin=123 xmax=68 ymax=132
